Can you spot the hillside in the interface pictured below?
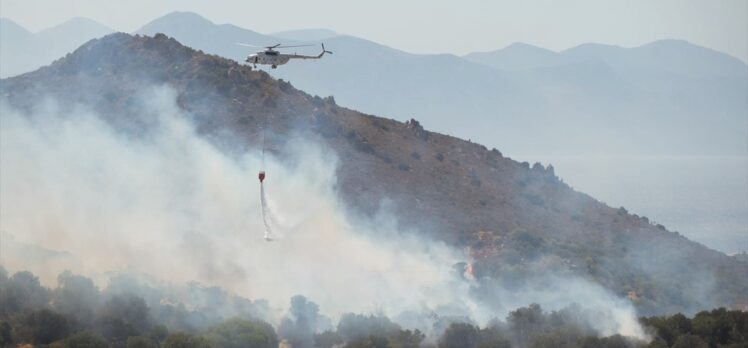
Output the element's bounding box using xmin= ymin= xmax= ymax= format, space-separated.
xmin=1 ymin=33 xmax=746 ymax=316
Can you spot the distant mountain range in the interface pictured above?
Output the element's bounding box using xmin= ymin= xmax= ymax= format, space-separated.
xmin=465 ymin=40 xmax=748 ymax=78
xmin=137 ymin=12 xmax=748 ymax=158
xmin=0 ymin=17 xmax=113 ymax=77
xmin=1 ymin=11 xmax=746 ymax=158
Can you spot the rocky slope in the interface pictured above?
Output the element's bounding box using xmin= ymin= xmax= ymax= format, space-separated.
xmin=1 ymin=33 xmax=745 ymax=315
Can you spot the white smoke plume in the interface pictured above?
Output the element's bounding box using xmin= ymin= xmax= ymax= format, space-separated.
xmin=0 ymin=86 xmax=472 ymax=320
xmin=0 ymin=86 xmax=646 ymax=339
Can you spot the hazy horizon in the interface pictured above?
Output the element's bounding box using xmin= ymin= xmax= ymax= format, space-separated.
xmin=1 ymin=0 xmax=747 ymax=62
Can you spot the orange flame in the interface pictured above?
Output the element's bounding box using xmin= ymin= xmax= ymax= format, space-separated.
xmin=465 ymin=263 xmax=475 ymax=280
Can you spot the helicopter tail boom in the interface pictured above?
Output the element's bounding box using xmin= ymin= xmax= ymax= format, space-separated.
xmin=287 ymin=43 xmax=333 ymax=60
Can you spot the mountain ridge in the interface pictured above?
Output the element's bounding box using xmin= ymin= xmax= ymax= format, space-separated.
xmin=467 ymin=39 xmax=748 ymax=78
xmin=36 ymin=16 xmax=112 ymax=36
xmin=271 ymin=28 xmax=338 ymax=41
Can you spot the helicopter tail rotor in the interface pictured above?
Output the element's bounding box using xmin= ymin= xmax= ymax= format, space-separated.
xmin=321 ymin=43 xmax=333 ymax=55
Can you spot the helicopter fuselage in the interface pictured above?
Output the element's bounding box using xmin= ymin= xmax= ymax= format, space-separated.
xmin=244 ymin=45 xmax=330 ymax=69
xmin=245 ymin=50 xmax=291 ymax=68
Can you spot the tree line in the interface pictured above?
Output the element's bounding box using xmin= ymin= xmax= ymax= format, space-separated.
xmin=1 ymin=268 xmax=745 ymax=347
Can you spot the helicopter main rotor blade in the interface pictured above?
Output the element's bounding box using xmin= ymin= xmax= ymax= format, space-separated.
xmin=275 ymin=44 xmax=317 ymax=49
xmin=236 ymin=42 xmax=263 ymax=47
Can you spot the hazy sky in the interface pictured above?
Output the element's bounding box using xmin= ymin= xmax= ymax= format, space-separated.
xmin=1 ymin=0 xmax=747 ymax=61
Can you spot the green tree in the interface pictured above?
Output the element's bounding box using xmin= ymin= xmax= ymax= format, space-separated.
xmin=99 ymin=294 xmax=152 ymax=342
xmin=507 ymin=303 xmax=545 ymax=345
xmin=526 ymin=330 xmax=580 ymax=348
xmin=16 ymin=308 xmax=70 ymax=344
xmin=671 ymin=334 xmax=708 ymax=348
xmin=692 ymin=308 xmax=733 ymax=346
xmin=478 ymin=327 xmax=512 ymax=348
xmin=162 ymin=332 xmax=212 ymax=348
xmin=344 ymin=335 xmax=390 ymax=348
xmin=278 ymin=295 xmax=327 ymax=348
xmin=50 ymin=331 xmax=108 ymax=348
xmin=641 ymin=313 xmax=691 ymax=346
xmin=641 ymin=308 xmax=748 ymax=347
xmin=596 ymin=334 xmax=633 ymax=348
xmin=439 ymin=323 xmax=479 ymax=348
xmin=644 ymin=339 xmax=668 ymax=348
xmin=204 ymin=317 xmax=278 ymax=348
xmin=127 ymin=335 xmax=158 ymax=348
xmin=0 ymin=271 xmax=50 ymax=315
xmin=391 ymin=329 xmax=425 ymax=348
xmin=314 ymin=330 xmax=343 ymax=348
xmin=0 ymin=321 xmax=13 ymax=347
xmin=337 ymin=313 xmax=401 ymax=342
xmin=52 ymin=271 xmax=101 ymax=329
xmin=150 ymin=324 xmax=170 ymax=343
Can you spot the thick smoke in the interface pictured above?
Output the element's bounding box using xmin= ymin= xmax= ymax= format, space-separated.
xmin=0 ymin=86 xmax=646 ymax=339
xmin=0 ymin=86 xmax=472 ymax=319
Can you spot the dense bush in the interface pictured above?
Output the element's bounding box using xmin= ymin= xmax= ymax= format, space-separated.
xmin=205 ymin=318 xmax=278 ymax=348
xmin=162 ymin=332 xmax=211 ymax=348
xmin=641 ymin=308 xmax=748 ymax=347
xmin=1 ymin=267 xmax=746 ymax=347
xmin=0 ymin=268 xmax=276 ymax=347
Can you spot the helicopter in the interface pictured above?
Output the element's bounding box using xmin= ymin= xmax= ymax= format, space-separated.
xmin=237 ymin=43 xmax=332 ymax=69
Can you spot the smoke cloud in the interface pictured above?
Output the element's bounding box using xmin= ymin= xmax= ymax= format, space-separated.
xmin=0 ymin=86 xmax=646 ymax=339
xmin=0 ymin=86 xmax=471 ymax=319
